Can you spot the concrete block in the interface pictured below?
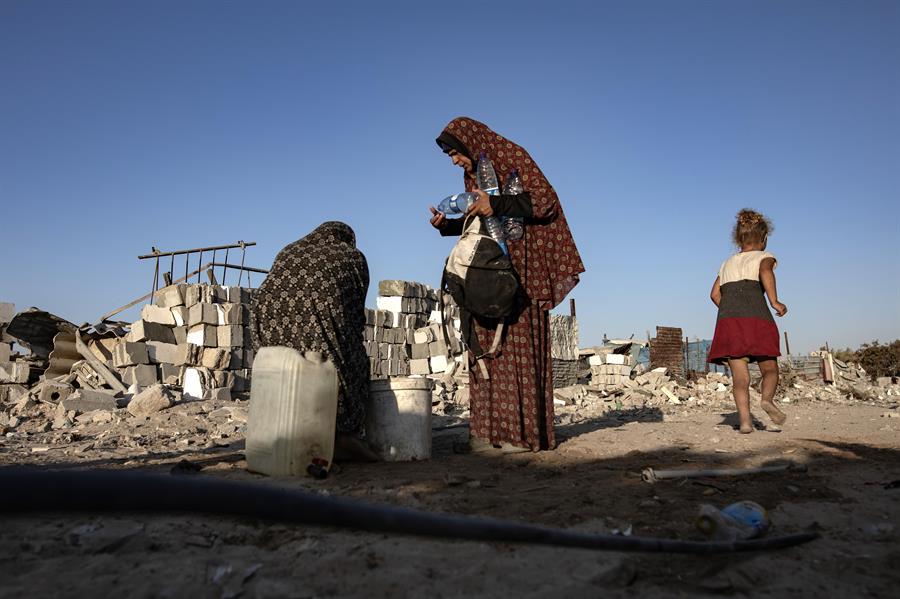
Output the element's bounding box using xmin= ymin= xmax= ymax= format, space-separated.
xmin=0 ymin=361 xmax=30 ymax=384
xmin=146 ymin=341 xmax=187 ymax=365
xmin=224 ymin=286 xmax=251 ymax=304
xmin=218 ymin=325 xmax=243 ymax=347
xmin=185 ymin=343 xmax=203 ymax=366
xmin=410 ymin=358 xmax=431 ymax=375
xmin=428 ymin=340 xmax=448 ymax=357
xmin=113 ymin=342 xmax=149 ymax=367
xmin=201 ymin=347 xmax=231 ymax=370
xmin=187 ymin=324 xmax=217 ymax=348
xmin=173 ymin=326 xmax=187 ymax=345
xmin=188 ymin=303 xmax=218 ymax=326
xmin=429 ymin=354 xmax=449 ymax=373
xmin=153 ymin=285 xmax=184 ymax=309
xmin=61 ymin=389 xmax=118 ymax=414
xmin=128 ymin=320 xmax=176 ymax=344
xmin=202 ymin=285 xmax=228 ymax=303
xmin=414 ymin=328 xmax=434 ymax=344
xmin=183 ymin=367 xmax=212 ymax=400
xmin=171 ymin=306 xmax=189 ymax=327
xmin=228 ymin=350 xmax=243 ymax=370
xmin=121 ymin=364 xmax=158 ymax=387
xmin=605 ymin=353 xmax=626 ymax=365
xmin=184 ymin=285 xmax=201 ymax=307
xmin=243 ymin=349 xmax=254 ymax=369
xmin=0 ymin=343 xmax=9 ymax=363
xmin=0 ymin=303 xmax=15 ymax=326
xmin=207 ymin=387 xmax=232 ymax=401
xmin=212 ymin=370 xmax=234 ymax=389
xmin=376 ymin=296 xmax=403 ymax=313
xmin=0 ymin=384 xmax=27 ymax=403
xmin=215 ymin=303 xmax=243 ymax=325
xmin=34 ymin=379 xmax=74 ymax=404
xmin=140 ymin=304 xmax=176 ymax=326
xmin=128 ymin=384 xmax=174 ymax=417
xmin=876 ymin=376 xmax=893 ymax=387
xmin=160 ymin=363 xmax=182 ymax=385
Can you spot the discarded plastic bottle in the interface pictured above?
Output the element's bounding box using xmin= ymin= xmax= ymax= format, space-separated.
xmin=696 ymin=500 xmax=770 ymax=541
xmin=436 ymin=192 xmax=478 ymax=214
xmin=501 ymin=168 xmax=525 ymax=241
xmin=476 ymin=153 xmax=508 ymax=254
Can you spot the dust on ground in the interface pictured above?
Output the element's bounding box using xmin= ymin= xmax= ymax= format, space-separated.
xmin=1 ymin=392 xmax=898 ymax=598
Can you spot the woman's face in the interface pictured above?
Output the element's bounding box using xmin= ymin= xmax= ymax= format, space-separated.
xmin=448 ymin=150 xmax=473 ymax=174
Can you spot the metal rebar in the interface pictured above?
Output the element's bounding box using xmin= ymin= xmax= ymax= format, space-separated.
xmin=196 ymin=251 xmax=203 ymax=284
xmin=207 ymin=262 xmax=269 ymax=275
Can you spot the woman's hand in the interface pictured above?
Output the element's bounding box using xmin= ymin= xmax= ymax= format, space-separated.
xmin=771 ymin=300 xmax=787 ymax=317
xmin=464 ymin=189 xmax=493 ymax=218
xmin=429 ymin=206 xmax=447 ymax=230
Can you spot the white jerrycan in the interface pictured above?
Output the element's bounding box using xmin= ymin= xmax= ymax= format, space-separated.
xmin=246 ymin=347 xmax=339 ymax=477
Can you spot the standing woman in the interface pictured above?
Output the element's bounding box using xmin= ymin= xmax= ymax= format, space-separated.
xmin=250 ymin=221 xmax=376 ymax=460
xmin=430 ymin=117 xmax=585 ymax=452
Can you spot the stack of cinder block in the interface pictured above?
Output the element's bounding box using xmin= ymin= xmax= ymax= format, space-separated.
xmin=364 ymin=280 xmax=465 ymax=380
xmin=588 ymin=352 xmax=635 ymax=391
xmin=550 ymin=314 xmax=579 ymax=388
xmin=0 ymin=303 xmax=30 ymax=388
xmin=101 ymin=284 xmax=255 ymax=400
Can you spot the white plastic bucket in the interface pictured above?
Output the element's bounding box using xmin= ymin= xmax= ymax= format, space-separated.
xmin=366 ymin=377 xmax=434 ymax=461
xmin=246 ymin=347 xmax=338 ymax=477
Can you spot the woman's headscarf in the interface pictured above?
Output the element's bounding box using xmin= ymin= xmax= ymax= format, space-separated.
xmin=250 ymin=221 xmax=370 ymax=434
xmin=437 ymin=117 xmax=584 ymax=310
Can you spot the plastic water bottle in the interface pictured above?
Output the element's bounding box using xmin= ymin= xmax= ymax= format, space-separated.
xmin=436 ymin=192 xmax=478 ymax=214
xmin=476 ymin=153 xmax=508 ymax=254
xmin=501 ymin=169 xmax=525 ymax=241
xmin=696 ymin=501 xmax=770 ymax=541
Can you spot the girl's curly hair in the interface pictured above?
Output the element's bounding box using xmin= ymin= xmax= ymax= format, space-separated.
xmin=732 ymin=209 xmax=773 ymax=247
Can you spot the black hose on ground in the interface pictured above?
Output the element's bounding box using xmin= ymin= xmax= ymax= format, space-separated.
xmin=0 ymin=468 xmax=818 ymax=554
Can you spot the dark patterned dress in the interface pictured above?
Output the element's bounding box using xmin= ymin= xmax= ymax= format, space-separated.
xmin=707 ymin=250 xmax=781 ymax=364
xmin=249 ymin=222 xmax=369 ymax=434
xmin=436 ymin=118 xmax=585 ymax=451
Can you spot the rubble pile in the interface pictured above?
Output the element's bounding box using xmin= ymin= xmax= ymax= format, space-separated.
xmin=103 ymin=283 xmax=257 ymax=402
xmin=551 ymin=355 xmax=899 ymax=428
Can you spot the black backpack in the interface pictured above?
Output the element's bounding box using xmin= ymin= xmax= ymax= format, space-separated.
xmin=441 ymin=214 xmax=519 ymax=378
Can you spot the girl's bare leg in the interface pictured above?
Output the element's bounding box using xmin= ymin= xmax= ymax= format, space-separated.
xmin=728 ymin=359 xmax=754 ymax=433
xmin=758 ymin=358 xmax=786 ymax=425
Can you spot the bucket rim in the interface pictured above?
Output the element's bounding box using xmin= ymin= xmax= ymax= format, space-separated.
xmin=369 ymin=377 xmax=434 ymax=391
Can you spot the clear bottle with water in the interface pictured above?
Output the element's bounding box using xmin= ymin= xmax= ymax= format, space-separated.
xmin=696 ymin=501 xmax=770 ymax=541
xmin=501 ymin=168 xmax=525 ymax=241
xmin=436 ymin=192 xmax=478 ymax=214
xmin=476 ymin=153 xmax=508 ymax=254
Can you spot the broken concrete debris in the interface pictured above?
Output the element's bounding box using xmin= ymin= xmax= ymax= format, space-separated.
xmin=127 ymin=384 xmax=176 ymax=417
xmin=2 ymin=282 xmax=898 ymax=451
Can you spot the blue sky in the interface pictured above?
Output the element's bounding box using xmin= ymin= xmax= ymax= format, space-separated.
xmin=1 ymin=0 xmax=898 ymax=354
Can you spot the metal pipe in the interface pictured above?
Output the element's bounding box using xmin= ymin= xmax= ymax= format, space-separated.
xmin=208 ymin=262 xmax=269 ymax=275
xmin=642 ymin=462 xmax=807 ymax=484
xmin=138 ymin=242 xmax=256 ymax=260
